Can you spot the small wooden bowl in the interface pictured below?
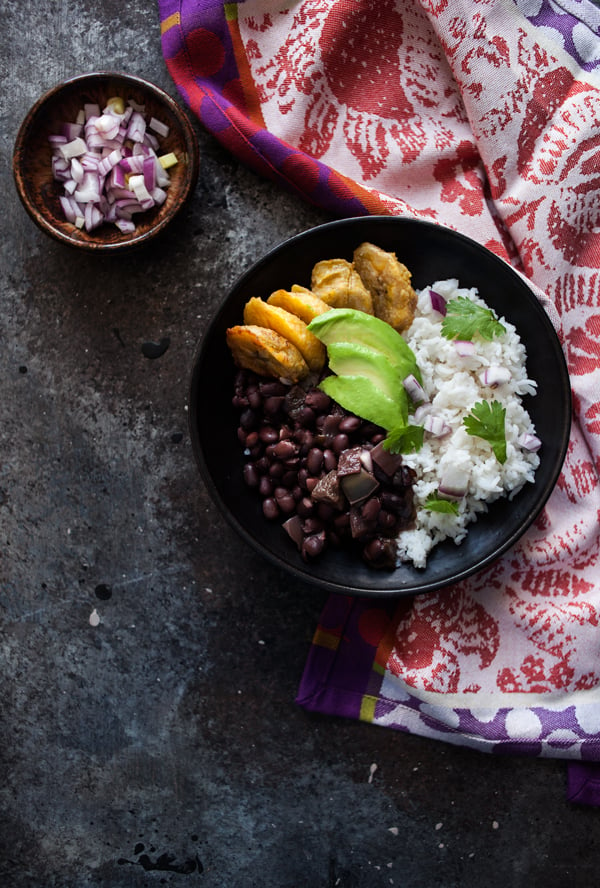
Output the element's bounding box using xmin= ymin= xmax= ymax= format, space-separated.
xmin=13 ymin=72 xmax=199 ymax=252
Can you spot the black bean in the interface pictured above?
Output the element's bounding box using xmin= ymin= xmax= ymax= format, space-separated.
xmin=295 ymin=406 xmax=316 ymax=428
xmin=259 ymin=476 xmax=273 ymax=497
xmin=323 ymin=449 xmax=337 ymax=472
xmin=278 ymin=494 xmax=296 ymax=514
xmin=332 ymin=433 xmax=350 ymax=454
xmin=243 ymin=463 xmax=259 ymax=488
xmin=361 ymin=497 xmax=381 ymax=523
xmin=282 ymin=470 xmax=297 ymax=488
xmin=305 ymin=390 xmax=331 ymax=411
xmin=302 ymin=517 xmax=324 ymax=534
xmin=248 ymin=388 xmax=262 ymax=410
xmin=262 ymin=498 xmax=279 ymax=520
xmin=268 ymin=461 xmax=284 ymax=479
xmin=294 ymin=428 xmax=314 ymax=450
xmin=296 ymin=497 xmax=314 ymax=518
xmin=339 ymin=415 xmax=361 ymax=434
xmin=297 ymin=468 xmax=309 ymax=490
xmin=302 ymin=532 xmax=326 ymax=559
xmin=273 ymin=439 xmax=297 ymax=460
xmin=264 ymin=396 xmax=285 ymax=415
xmin=259 ymin=426 xmax=279 ymax=444
xmin=260 ymin=380 xmax=286 ymax=397
xmin=255 ymin=456 xmax=270 ymax=475
xmin=377 ymin=509 xmax=397 ymax=532
xmin=306 ymin=447 xmax=324 ymax=475
xmin=240 ymin=408 xmax=258 ymax=432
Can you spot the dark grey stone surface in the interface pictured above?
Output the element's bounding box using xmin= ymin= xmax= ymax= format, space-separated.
xmin=1 ymin=2 xmax=599 ymax=886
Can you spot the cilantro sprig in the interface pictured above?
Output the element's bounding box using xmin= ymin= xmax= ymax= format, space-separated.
xmin=463 ymin=400 xmax=507 ymax=463
xmin=424 ymin=494 xmax=459 ymax=515
xmin=383 ymin=424 xmax=424 ymax=455
xmin=441 ymin=297 xmax=506 ymax=342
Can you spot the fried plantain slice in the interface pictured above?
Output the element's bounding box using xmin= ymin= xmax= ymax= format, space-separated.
xmin=353 ymin=242 xmax=417 ymax=332
xmin=226 ymin=324 xmax=309 ymax=381
xmin=310 ymin=258 xmax=374 ymax=314
xmin=267 ymin=288 xmax=332 ymax=324
xmin=243 ymin=297 xmax=326 ymax=372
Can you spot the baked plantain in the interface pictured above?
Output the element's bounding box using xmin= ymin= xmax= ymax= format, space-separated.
xmin=243 ymin=297 xmax=326 ymax=372
xmin=353 ymin=242 xmax=417 ymax=332
xmin=310 ymin=258 xmax=374 ymax=314
xmin=226 ymin=324 xmax=309 ymax=381
xmin=267 ymin=288 xmax=332 ymax=324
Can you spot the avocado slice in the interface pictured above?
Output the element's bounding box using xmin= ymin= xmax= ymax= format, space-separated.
xmin=308 ymin=307 xmax=420 ymax=381
xmin=326 ymin=341 xmax=408 ymax=409
xmin=319 ymin=374 xmax=408 ymax=432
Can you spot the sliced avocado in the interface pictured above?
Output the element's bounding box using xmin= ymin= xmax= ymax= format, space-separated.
xmin=319 ymin=374 xmax=408 ymax=432
xmin=326 ymin=341 xmax=407 ymax=408
xmin=308 ymin=307 xmax=421 ymax=381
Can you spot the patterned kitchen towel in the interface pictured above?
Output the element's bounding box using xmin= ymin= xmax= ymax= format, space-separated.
xmin=159 ymin=0 xmax=600 ymax=796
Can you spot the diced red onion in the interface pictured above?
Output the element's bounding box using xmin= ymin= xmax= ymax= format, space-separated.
xmin=518 ymin=432 xmax=542 ymax=452
xmin=438 ymin=465 xmax=470 ymax=500
xmin=359 ymin=449 xmax=373 ymax=473
xmin=403 ymin=374 xmax=427 ymax=404
xmin=48 ymin=134 xmax=67 ymax=147
xmin=127 ymin=111 xmax=147 ymax=143
xmin=429 ymin=289 xmax=447 ymax=316
xmin=424 ymin=414 xmax=451 ymax=437
xmin=149 ymin=116 xmax=170 ymax=137
xmin=413 ymin=404 xmax=430 ymax=424
xmin=59 ymin=195 xmax=77 ymax=222
xmin=454 ymin=340 xmax=475 ymax=357
xmin=49 ymin=98 xmax=177 ymax=234
xmin=59 ymin=137 xmax=87 ymax=159
xmin=151 ymin=187 xmax=167 ymax=206
xmin=480 ymin=366 xmax=511 ymax=387
xmin=114 ymin=218 xmax=136 ymax=234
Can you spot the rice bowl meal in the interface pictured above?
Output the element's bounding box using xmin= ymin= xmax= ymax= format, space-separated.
xmin=226 ymin=241 xmax=541 ymax=571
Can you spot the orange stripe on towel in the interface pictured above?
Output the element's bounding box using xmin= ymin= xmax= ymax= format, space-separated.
xmin=160 ymin=12 xmax=181 ymax=35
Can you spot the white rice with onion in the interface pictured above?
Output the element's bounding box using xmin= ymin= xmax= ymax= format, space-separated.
xmin=397 ymin=279 xmax=540 ymax=568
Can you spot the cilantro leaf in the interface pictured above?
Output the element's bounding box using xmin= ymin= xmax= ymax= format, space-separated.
xmin=383 ymin=424 xmax=424 ymax=454
xmin=441 ymin=297 xmax=506 ymax=342
xmin=424 ymin=494 xmax=460 ymax=515
xmin=463 ymin=400 xmax=507 ymax=463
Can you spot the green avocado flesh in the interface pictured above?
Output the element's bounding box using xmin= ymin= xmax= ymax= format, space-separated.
xmin=319 ymin=375 xmax=408 ymax=432
xmin=308 ymin=307 xmax=420 ymax=381
xmin=326 ymin=341 xmax=407 ymax=408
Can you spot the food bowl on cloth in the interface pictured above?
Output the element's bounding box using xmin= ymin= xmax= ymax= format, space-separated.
xmin=189 ymin=216 xmax=571 ymax=598
xmin=13 ymin=71 xmax=199 ymax=252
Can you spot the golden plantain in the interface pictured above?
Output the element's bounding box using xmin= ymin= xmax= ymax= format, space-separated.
xmin=226 ymin=324 xmax=308 ymax=381
xmin=353 ymin=242 xmax=417 ymax=332
xmin=311 ymin=258 xmax=374 ymax=314
xmin=267 ymin=288 xmax=332 ymax=324
xmin=243 ymin=297 xmax=326 ymax=372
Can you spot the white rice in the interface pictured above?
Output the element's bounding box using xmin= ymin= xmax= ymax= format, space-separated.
xmin=397 ymin=279 xmax=540 ymax=568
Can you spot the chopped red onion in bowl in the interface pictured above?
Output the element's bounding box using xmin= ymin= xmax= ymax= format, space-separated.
xmin=48 ymin=98 xmax=177 ymax=234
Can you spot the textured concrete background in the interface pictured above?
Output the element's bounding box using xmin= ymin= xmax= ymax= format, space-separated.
xmin=1 ymin=2 xmax=599 ymax=886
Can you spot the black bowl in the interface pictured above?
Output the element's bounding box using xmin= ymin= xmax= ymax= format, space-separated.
xmin=189 ymin=217 xmax=571 ymax=597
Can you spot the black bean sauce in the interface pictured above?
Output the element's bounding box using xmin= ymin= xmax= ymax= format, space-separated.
xmin=232 ymin=369 xmax=416 ymax=570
